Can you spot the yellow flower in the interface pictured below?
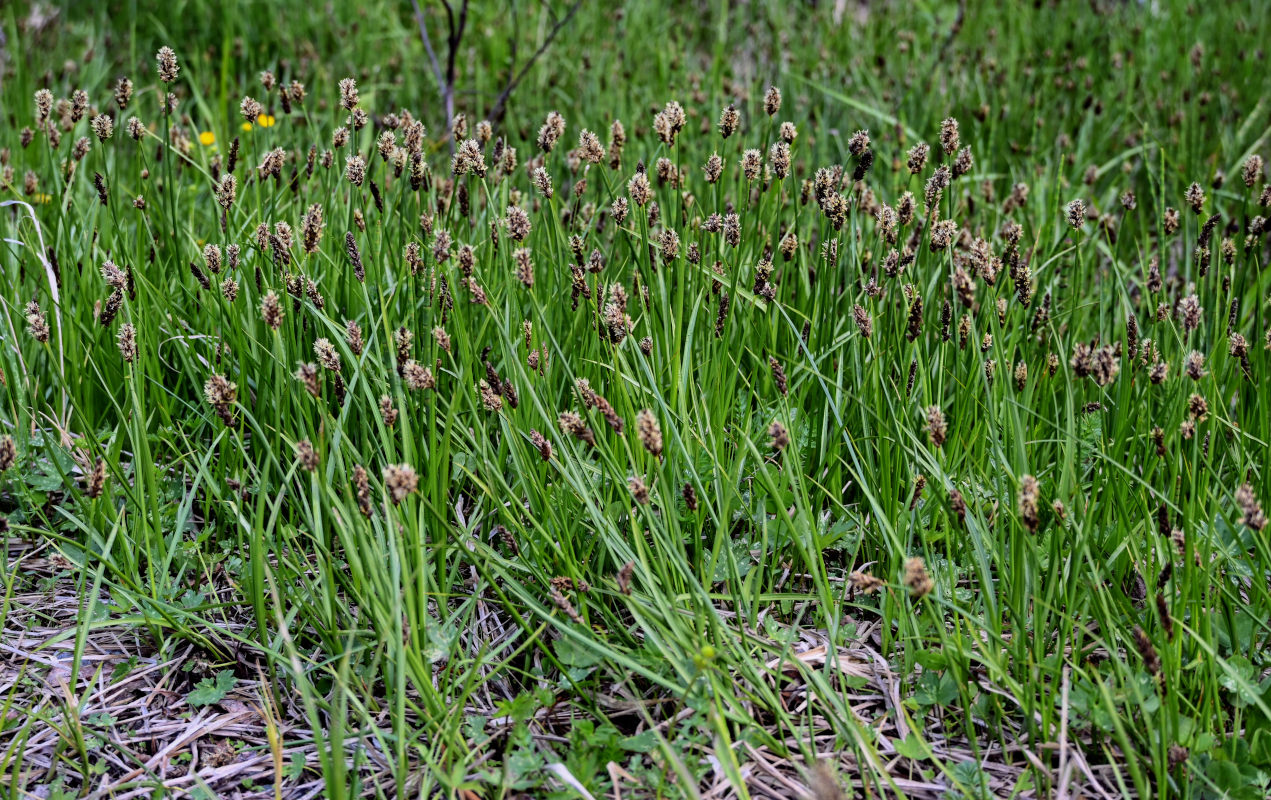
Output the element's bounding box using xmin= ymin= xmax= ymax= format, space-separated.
xmin=241 ymin=122 xmax=254 ymax=132
xmin=35 ymin=193 xmax=53 ymax=204
xmin=256 ymin=114 xmax=276 ymax=128
xmin=198 ymin=131 xmax=215 ymax=146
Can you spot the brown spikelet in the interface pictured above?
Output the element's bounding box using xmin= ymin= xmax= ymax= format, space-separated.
xmin=550 ymin=586 xmax=583 ymax=623
xmin=848 ymin=571 xmax=885 ymax=595
xmin=715 ymin=291 xmax=730 ymax=337
xmin=529 ymin=429 xmax=553 ymax=461
xmin=1168 ymin=745 xmax=1189 ymax=769
xmin=352 ymin=466 xmax=373 ymax=517
xmin=0 ymin=436 xmax=15 ymax=472
xmin=1132 ymin=625 xmax=1161 ymax=680
xmin=294 ymin=363 xmax=320 ymax=398
xmin=905 ymin=296 xmax=923 ymax=342
xmin=1155 ymin=592 xmax=1174 ymax=641
xmin=495 ymin=524 xmax=519 ymax=556
xmin=345 ymin=232 xmax=365 ymax=282
xmin=768 ymin=420 xmax=789 ymax=451
xmin=925 ymin=404 xmax=945 ymax=450
xmin=382 ymin=464 xmax=419 ymax=505
xmin=378 ymin=395 xmax=399 ymax=428
xmin=1018 ymin=475 xmax=1040 ymax=533
xmin=80 ymin=454 xmax=106 ymax=499
xmin=635 ymin=409 xmax=663 ymax=459
xmin=559 ymin=411 xmax=596 ymax=448
xmin=627 ymin=475 xmax=650 ymax=505
xmin=769 ymin=357 xmax=788 ymax=396
xmin=1234 ymin=483 xmax=1268 ymax=531
xmin=949 ymin=488 xmax=967 ymax=524
xmin=909 ymin=474 xmax=926 ymax=510
xmin=204 ymin=374 xmax=237 ymax=427
xmin=295 ymin=439 xmax=319 ymax=472
xmin=682 ymin=482 xmax=698 ymax=511
xmin=616 ymin=561 xmax=635 ymax=596
xmin=904 ymin=557 xmax=933 ymax=598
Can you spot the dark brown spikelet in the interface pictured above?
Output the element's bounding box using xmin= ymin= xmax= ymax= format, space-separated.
xmin=495 ymin=524 xmax=519 ymax=556
xmin=99 ymin=288 xmax=124 ymax=326
xmin=579 ymin=382 xmax=623 ymax=432
xmin=352 ymin=465 xmax=373 ymax=517
xmin=383 ymin=464 xmax=419 ymax=504
xmin=908 ymin=142 xmax=930 ymax=174
xmin=768 ymin=420 xmax=789 ymax=451
xmin=1235 ymin=483 xmax=1268 ymax=531
xmin=298 ymin=203 xmax=324 ymax=254
xmin=769 ymin=357 xmax=788 ymax=396
xmin=849 ymin=571 xmax=885 ymax=595
xmin=764 ymin=85 xmax=782 ymax=116
xmin=379 ymin=395 xmax=399 ymax=427
xmin=853 ymin=305 xmax=873 ymax=339
xmin=344 ymin=319 xmax=364 ymax=356
xmin=635 ymin=409 xmax=663 ymax=459
xmin=904 ymin=557 xmax=934 ymax=598
xmin=1132 ymin=625 xmax=1161 ymax=680
xmin=529 ymin=429 xmax=553 ymax=461
xmin=1187 ymin=393 xmax=1209 ymax=423
xmin=1155 ymin=592 xmax=1174 ymax=640
xmin=905 ymin=296 xmax=923 ymax=342
xmin=79 ymin=455 xmax=106 ymax=499
xmin=1184 ymin=351 xmax=1206 ymax=381
xmin=345 ymin=232 xmax=365 ymax=282
xmin=204 ymin=374 xmax=237 ymax=426
xmin=295 ymin=439 xmax=319 ymax=472
xmin=616 ymin=560 xmax=636 ymax=596
xmin=1156 ymin=502 xmax=1172 ymax=539
xmin=559 ymin=411 xmax=596 ymax=448
xmin=295 ymin=363 xmax=320 ymax=398
xmin=94 ymin=171 xmax=108 ymax=205
xmin=1168 ymin=745 xmax=1189 ymax=770
xmin=1018 ymin=475 xmax=1040 ymax=533
xmin=156 ymin=46 xmax=179 ymax=83
xmin=949 ymin=488 xmax=967 ymax=524
xmin=719 ymin=105 xmax=740 ymax=138
xmin=261 ymin=290 xmax=283 ymax=330
xmin=925 ymin=406 xmax=947 ymax=448
xmin=715 ymin=291 xmax=730 ymax=338
xmin=550 ymin=587 xmax=583 ymax=623
xmin=189 ymin=260 xmax=210 ymax=290
xmin=394 ymin=327 xmax=413 ymax=376
xmin=628 ymin=475 xmax=650 ymax=504
xmin=0 ymin=436 xmax=15 ymax=472
xmin=909 ymin=474 xmax=926 ymax=510
xmin=682 ymin=482 xmax=698 ymax=511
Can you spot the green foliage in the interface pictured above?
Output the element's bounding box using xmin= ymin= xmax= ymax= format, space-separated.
xmin=1 ymin=0 xmax=1270 ymax=797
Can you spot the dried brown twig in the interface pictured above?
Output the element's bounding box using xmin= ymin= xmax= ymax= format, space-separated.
xmin=409 ymin=0 xmax=583 ymax=143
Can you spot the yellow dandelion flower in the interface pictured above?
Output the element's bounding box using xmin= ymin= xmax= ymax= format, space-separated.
xmin=256 ymin=114 xmax=276 ymax=128
xmin=241 ymin=121 xmax=253 ymax=132
xmin=198 ymin=131 xmax=215 ymax=146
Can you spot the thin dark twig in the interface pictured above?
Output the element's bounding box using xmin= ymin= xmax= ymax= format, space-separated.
xmin=446 ymin=3 xmax=469 ymax=101
xmin=409 ymin=0 xmax=446 ymax=96
xmin=488 ymin=0 xmax=584 ymax=128
xmin=440 ymin=0 xmax=469 ymax=140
